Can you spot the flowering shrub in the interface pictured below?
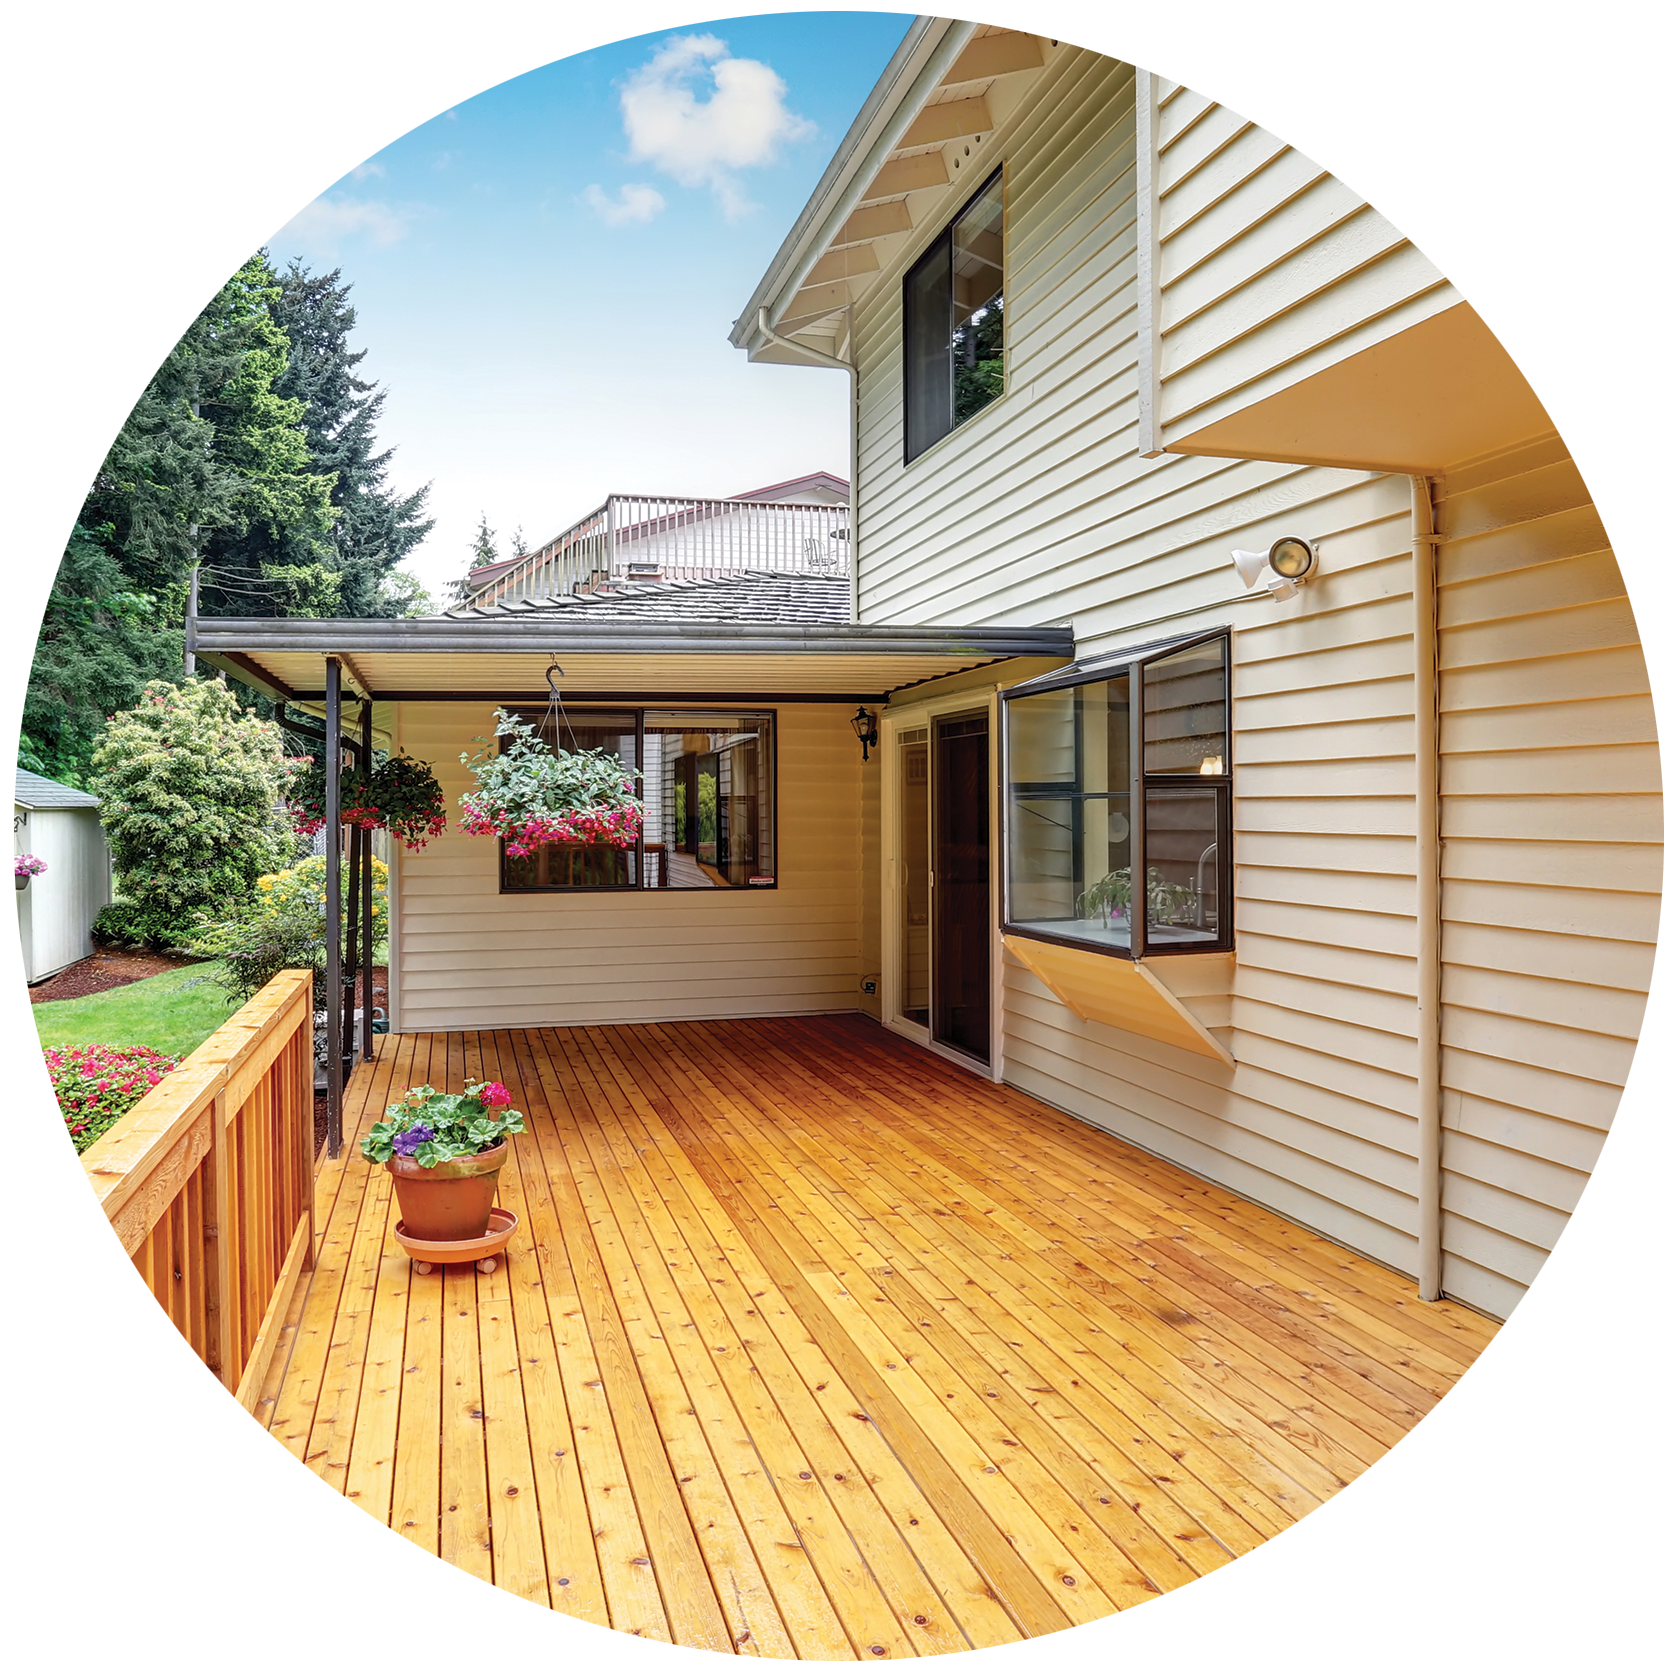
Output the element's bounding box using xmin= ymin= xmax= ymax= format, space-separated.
xmin=287 ymin=753 xmax=446 ymax=850
xmin=187 ymin=854 xmax=389 ymax=1002
xmin=14 ymin=853 xmax=46 ymax=879
xmin=361 ymin=1079 xmax=524 ymax=1168
xmin=46 ymin=1043 xmax=179 ymax=1154
xmin=90 ymin=677 xmax=295 ymax=926
xmin=459 ymin=710 xmax=643 ymax=858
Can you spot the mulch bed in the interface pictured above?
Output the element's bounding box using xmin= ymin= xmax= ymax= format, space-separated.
xmin=28 ymin=947 xmax=208 ymax=1004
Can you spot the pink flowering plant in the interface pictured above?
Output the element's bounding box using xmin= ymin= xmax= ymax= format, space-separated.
xmin=14 ymin=853 xmax=46 ymax=879
xmin=459 ymin=710 xmax=643 ymax=858
xmin=360 ymin=1078 xmax=524 ymax=1168
xmin=286 ymin=753 xmax=447 ymax=850
xmin=45 ymin=1044 xmax=179 ymax=1154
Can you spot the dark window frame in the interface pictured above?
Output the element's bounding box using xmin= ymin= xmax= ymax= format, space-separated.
xmin=902 ymin=166 xmax=1006 ymax=465
xmin=497 ymin=705 xmax=779 ymax=894
xmin=999 ymin=630 xmax=1234 ymax=959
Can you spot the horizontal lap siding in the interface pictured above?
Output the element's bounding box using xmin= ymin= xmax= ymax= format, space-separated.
xmin=1433 ymin=438 xmax=1660 ymax=1318
xmin=857 ymin=52 xmax=1429 ymax=1289
xmin=391 ymin=703 xmax=864 ymax=1031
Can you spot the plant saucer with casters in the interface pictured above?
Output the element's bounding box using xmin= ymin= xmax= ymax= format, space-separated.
xmin=361 ymin=1078 xmax=525 ymax=1271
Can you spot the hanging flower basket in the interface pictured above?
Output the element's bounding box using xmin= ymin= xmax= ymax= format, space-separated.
xmin=14 ymin=853 xmax=45 ymax=890
xmin=286 ymin=754 xmax=447 ymax=850
xmin=459 ymin=709 xmax=643 ymax=857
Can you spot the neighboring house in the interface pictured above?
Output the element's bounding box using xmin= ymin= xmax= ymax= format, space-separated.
xmin=190 ymin=25 xmax=1659 ymax=1323
xmin=462 ymin=472 xmax=852 ymax=608
xmin=14 ymin=770 xmax=111 ymax=983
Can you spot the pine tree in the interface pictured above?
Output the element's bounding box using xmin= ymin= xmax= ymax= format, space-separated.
xmin=470 ymin=513 xmax=498 ymax=570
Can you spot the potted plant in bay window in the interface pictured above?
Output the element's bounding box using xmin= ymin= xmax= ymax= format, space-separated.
xmin=362 ymin=1080 xmax=525 ymax=1264
xmin=459 ymin=708 xmax=643 ymax=857
xmin=1074 ymin=866 xmax=1199 ymax=930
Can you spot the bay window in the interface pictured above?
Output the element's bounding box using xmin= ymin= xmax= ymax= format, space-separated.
xmin=1002 ymin=632 xmax=1232 ymax=956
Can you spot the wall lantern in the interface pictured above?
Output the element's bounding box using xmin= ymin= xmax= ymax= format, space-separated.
xmin=850 ymin=707 xmax=879 ymax=762
xmin=1231 ymin=534 xmax=1319 ymax=601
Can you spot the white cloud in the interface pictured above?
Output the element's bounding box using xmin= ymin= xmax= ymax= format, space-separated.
xmin=271 ymin=194 xmax=416 ymax=254
xmin=581 ymin=182 xmax=667 ymax=226
xmin=350 ymin=159 xmax=386 ymax=181
xmin=619 ymin=33 xmax=815 ymax=219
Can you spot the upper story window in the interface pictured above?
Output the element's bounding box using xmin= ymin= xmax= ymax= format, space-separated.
xmin=903 ymin=169 xmax=1005 ymax=463
xmin=500 ymin=708 xmax=776 ymax=893
xmin=1002 ymin=632 xmax=1233 ymax=957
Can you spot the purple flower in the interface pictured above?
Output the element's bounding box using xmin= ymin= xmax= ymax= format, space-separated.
xmin=392 ymin=1124 xmax=436 ymax=1157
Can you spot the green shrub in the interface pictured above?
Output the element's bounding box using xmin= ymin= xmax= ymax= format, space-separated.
xmin=92 ymin=900 xmax=196 ymax=952
xmin=90 ymin=676 xmax=296 ymax=928
xmin=186 ymin=854 xmax=388 ymax=1003
xmin=45 ymin=1043 xmax=180 ymax=1153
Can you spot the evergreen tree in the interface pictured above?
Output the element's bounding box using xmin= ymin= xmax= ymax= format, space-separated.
xmin=470 ymin=513 xmax=498 ymax=570
xmin=268 ymin=259 xmax=434 ymax=616
xmin=30 ymin=249 xmax=435 ymax=784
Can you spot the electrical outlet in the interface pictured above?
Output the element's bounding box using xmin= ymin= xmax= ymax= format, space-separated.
xmin=861 ymin=978 xmax=878 ymax=995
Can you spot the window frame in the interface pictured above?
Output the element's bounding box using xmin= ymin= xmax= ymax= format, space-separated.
xmin=496 ymin=705 xmax=779 ymax=895
xmin=999 ymin=630 xmax=1234 ymax=959
xmin=901 ymin=166 xmax=1007 ymax=466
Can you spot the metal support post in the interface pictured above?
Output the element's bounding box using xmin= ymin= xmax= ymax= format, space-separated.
xmin=324 ymin=659 xmax=343 ymax=1158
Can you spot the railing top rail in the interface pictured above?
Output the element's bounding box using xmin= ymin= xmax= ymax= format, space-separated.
xmin=79 ymin=968 xmax=313 ymax=1215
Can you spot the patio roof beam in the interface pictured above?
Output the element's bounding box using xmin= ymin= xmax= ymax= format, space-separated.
xmin=191 ymin=616 xmax=1072 ymax=661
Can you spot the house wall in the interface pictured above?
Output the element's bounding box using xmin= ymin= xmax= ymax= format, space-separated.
xmin=1432 ymin=437 xmax=1659 ymax=1317
xmin=15 ymin=806 xmax=109 ymax=984
xmin=848 ymin=46 xmax=1660 ymax=1318
xmin=389 ymin=702 xmax=866 ymax=1032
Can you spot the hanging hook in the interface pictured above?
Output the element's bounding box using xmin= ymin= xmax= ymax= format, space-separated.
xmin=542 ymin=656 xmax=577 ymax=753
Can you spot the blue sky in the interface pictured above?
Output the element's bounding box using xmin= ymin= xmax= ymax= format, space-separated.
xmin=267 ymin=12 xmax=912 ymax=604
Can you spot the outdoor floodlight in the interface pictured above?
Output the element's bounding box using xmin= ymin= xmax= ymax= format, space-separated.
xmin=1231 ymin=534 xmax=1319 ymax=600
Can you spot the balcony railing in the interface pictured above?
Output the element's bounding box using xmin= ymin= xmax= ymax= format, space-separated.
xmin=468 ymin=493 xmax=852 ymax=607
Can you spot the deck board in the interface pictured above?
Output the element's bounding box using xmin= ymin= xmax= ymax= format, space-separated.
xmin=265 ymin=1016 xmax=1496 ymax=1655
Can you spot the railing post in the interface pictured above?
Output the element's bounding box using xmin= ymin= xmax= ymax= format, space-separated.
xmin=360 ymin=693 xmax=375 ymax=1061
xmin=210 ymin=1088 xmax=239 ymax=1391
xmin=325 ymin=658 xmax=343 ymax=1157
xmin=298 ymin=998 xmax=315 ymax=1269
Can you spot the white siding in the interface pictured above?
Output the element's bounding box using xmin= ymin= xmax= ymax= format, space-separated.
xmin=854 ymin=47 xmax=1435 ymax=1280
xmin=1433 ymin=438 xmax=1659 ymax=1318
xmin=391 ymin=703 xmax=865 ymax=1031
xmin=850 ymin=47 xmax=1660 ymax=1319
xmin=15 ymin=806 xmax=110 ymax=983
xmin=1135 ymin=67 xmax=1680 ymax=460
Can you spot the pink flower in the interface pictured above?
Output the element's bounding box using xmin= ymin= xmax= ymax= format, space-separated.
xmin=479 ymin=1082 xmax=512 ymax=1109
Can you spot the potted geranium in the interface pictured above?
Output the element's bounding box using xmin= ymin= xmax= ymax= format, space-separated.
xmin=459 ymin=709 xmax=643 ymax=857
xmin=14 ymin=854 xmax=45 ymax=891
xmin=361 ymin=1079 xmax=525 ymax=1241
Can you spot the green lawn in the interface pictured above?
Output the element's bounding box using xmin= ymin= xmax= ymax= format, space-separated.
xmin=33 ymin=964 xmax=244 ymax=1060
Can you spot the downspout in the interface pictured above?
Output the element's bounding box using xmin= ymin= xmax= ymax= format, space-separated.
xmin=757 ymin=305 xmax=861 ymax=624
xmin=1412 ymin=475 xmax=1443 ymax=1301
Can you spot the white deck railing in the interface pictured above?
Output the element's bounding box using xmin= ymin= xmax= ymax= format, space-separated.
xmin=469 ymin=494 xmax=851 ymax=606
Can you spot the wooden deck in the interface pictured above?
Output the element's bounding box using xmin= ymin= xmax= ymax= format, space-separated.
xmin=257 ymin=1016 xmax=1496 ymax=1657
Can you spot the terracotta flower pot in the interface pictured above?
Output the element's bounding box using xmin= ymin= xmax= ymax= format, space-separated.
xmin=384 ymin=1139 xmax=509 ymax=1242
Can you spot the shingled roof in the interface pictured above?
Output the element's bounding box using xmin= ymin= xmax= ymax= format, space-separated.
xmin=443 ymin=569 xmax=851 ymax=626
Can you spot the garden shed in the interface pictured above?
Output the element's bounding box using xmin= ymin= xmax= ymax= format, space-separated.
xmin=14 ymin=769 xmax=111 ymax=983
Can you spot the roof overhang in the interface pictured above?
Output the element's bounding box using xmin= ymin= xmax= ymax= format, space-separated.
xmin=729 ymin=21 xmax=1056 ymax=367
xmin=191 ymin=615 xmax=1075 ymax=705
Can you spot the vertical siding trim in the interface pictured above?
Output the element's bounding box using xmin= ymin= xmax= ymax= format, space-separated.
xmin=1134 ymin=69 xmax=1165 ymax=458
xmin=1413 ymin=474 xmax=1444 ymax=1300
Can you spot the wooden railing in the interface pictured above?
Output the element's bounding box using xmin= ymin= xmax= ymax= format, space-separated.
xmin=80 ymin=969 xmax=316 ymax=1410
